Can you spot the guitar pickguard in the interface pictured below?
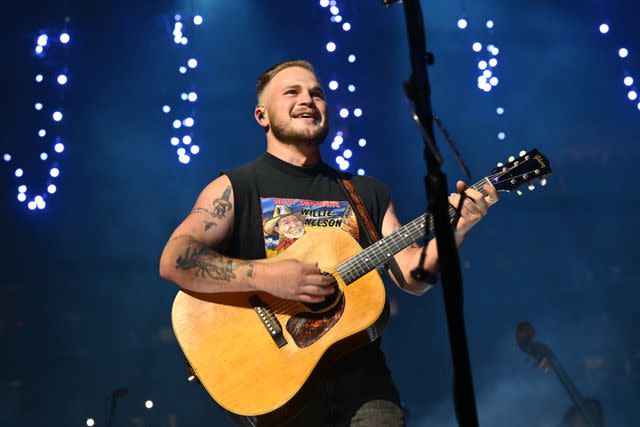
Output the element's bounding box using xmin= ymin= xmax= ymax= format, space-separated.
xmin=286 ymin=296 xmax=345 ymax=348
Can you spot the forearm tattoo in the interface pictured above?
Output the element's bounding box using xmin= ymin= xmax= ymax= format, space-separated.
xmin=246 ymin=263 xmax=256 ymax=288
xmin=175 ymin=245 xmax=237 ymax=281
xmin=190 ymin=185 xmax=232 ymax=231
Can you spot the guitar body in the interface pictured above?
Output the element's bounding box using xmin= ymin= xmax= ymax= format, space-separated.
xmin=171 ymin=228 xmax=387 ymax=420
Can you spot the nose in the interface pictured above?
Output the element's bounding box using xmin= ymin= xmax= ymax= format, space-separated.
xmin=297 ymin=89 xmax=314 ymax=106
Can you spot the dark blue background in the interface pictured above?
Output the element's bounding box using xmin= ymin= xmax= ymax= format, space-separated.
xmin=1 ymin=0 xmax=638 ymax=426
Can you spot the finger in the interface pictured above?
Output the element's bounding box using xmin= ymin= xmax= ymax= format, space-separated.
xmin=449 ymin=193 xmax=461 ymax=208
xmin=462 ymin=187 xmax=488 ymax=214
xmin=450 ymin=191 xmax=487 ymax=216
xmin=306 ymin=274 xmax=337 ymax=287
xmin=301 ymin=284 xmax=336 ymax=296
xmin=301 ymin=261 xmax=322 ymax=274
xmin=298 ymin=294 xmax=326 ymax=303
xmin=456 ymin=180 xmax=468 ymax=193
xmin=483 ymin=183 xmax=500 ymax=205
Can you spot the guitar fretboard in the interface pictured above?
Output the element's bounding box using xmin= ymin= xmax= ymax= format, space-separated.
xmin=335 ymin=178 xmax=491 ymax=284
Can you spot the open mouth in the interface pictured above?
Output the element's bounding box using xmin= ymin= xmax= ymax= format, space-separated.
xmin=293 ymin=112 xmax=321 ymax=122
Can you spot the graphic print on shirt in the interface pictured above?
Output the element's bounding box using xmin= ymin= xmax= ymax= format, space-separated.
xmin=261 ymin=197 xmax=359 ymax=258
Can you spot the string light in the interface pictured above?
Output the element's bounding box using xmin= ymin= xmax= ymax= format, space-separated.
xmin=317 ymin=1 xmax=368 ymax=173
xmin=6 ymin=23 xmax=72 ymax=210
xmin=598 ymin=20 xmax=639 ymax=110
xmin=163 ymin=12 xmax=204 ymax=164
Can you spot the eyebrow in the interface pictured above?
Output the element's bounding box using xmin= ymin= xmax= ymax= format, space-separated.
xmin=282 ymin=84 xmax=325 ymax=95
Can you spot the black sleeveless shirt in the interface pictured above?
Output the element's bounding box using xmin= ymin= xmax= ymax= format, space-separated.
xmin=222 ymin=152 xmax=390 ymax=261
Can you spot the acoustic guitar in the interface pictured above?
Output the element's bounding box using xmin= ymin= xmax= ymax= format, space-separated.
xmin=172 ymin=149 xmax=552 ymax=422
xmin=517 ymin=322 xmax=605 ymax=427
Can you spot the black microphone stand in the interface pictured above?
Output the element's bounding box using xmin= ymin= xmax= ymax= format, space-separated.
xmin=382 ymin=1 xmax=480 ymax=426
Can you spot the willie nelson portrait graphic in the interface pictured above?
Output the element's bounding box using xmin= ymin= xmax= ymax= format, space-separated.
xmin=261 ymin=197 xmax=359 ymax=257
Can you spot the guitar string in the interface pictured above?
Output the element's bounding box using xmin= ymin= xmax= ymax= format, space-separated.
xmin=268 ymin=208 xmax=438 ymax=314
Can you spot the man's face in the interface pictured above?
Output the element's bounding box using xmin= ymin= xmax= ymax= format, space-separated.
xmin=275 ymin=215 xmax=305 ymax=239
xmin=261 ymin=66 xmax=329 ymax=145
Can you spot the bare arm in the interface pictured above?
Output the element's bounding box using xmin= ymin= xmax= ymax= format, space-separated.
xmin=159 ymin=175 xmax=336 ymax=301
xmin=159 ymin=175 xmax=260 ymax=293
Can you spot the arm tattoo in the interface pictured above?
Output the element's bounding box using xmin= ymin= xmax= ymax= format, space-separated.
xmin=169 ymin=233 xmax=195 ymax=244
xmin=191 ymin=207 xmax=217 ymax=230
xmin=246 ymin=263 xmax=256 ymax=288
xmin=191 ymin=185 xmax=232 ymax=231
xmin=175 ymin=246 xmax=237 ymax=281
xmin=211 ymin=185 xmax=232 ymax=219
xmin=191 ymin=207 xmax=211 ymax=215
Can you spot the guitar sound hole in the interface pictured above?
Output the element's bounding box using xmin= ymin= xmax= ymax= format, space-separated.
xmin=303 ymin=273 xmax=340 ymax=312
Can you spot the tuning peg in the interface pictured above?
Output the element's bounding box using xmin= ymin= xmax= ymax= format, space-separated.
xmin=528 ymin=185 xmax=535 ymax=191
xmin=497 ymin=162 xmax=504 ymax=167
xmin=516 ymin=190 xmax=523 ymax=196
xmin=508 ymin=156 xmax=515 ymax=162
xmin=540 ymin=179 xmax=547 ymax=186
xmin=519 ymin=150 xmax=526 ymax=157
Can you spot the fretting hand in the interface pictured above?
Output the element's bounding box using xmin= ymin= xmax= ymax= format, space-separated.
xmin=448 ymin=180 xmax=499 ymax=240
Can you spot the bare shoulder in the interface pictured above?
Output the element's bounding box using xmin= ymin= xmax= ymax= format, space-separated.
xmin=169 ymin=174 xmax=236 ymax=249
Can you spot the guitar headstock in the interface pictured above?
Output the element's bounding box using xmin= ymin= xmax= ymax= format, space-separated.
xmin=490 ymin=148 xmax=552 ymax=195
xmin=516 ymin=321 xmax=552 ymax=364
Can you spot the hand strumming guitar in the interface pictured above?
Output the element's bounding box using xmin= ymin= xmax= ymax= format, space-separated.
xmin=255 ymin=259 xmax=337 ymax=303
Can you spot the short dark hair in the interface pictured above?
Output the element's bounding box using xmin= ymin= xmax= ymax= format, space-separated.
xmin=256 ymin=60 xmax=317 ymax=101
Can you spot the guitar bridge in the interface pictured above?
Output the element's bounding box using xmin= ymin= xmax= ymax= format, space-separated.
xmin=249 ymin=295 xmax=287 ymax=348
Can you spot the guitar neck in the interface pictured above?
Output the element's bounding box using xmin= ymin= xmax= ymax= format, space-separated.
xmin=548 ymin=353 xmax=602 ymax=427
xmin=336 ymin=178 xmax=492 ymax=284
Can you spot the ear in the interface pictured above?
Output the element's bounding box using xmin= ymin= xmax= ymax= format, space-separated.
xmin=254 ymin=105 xmax=268 ymax=129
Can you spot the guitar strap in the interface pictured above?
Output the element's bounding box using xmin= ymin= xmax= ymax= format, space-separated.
xmin=338 ymin=178 xmax=381 ymax=246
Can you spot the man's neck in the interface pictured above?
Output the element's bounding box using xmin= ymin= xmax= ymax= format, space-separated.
xmin=266 ymin=140 xmax=322 ymax=167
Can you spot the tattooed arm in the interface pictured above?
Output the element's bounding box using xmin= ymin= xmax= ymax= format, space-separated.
xmin=159 ymin=175 xmax=257 ymax=293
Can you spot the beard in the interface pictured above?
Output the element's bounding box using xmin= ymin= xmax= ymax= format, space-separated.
xmin=268 ymin=110 xmax=329 ymax=146
xmin=281 ymin=227 xmax=305 ymax=239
